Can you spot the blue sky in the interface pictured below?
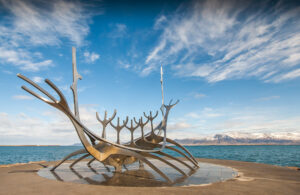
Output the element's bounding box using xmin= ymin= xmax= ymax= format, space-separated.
xmin=1 ymin=0 xmax=300 ymax=145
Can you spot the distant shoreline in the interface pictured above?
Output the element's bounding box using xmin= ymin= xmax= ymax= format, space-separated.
xmin=1 ymin=144 xmax=300 ymax=146
xmin=0 ymin=145 xmax=61 ymax=147
xmin=180 ymin=143 xmax=300 ymax=146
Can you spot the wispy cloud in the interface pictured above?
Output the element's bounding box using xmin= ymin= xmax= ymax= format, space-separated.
xmin=12 ymin=95 xmax=33 ymax=100
xmin=81 ymin=69 xmax=91 ymax=75
xmin=186 ymin=107 xmax=222 ymax=119
xmin=169 ymin=105 xmax=300 ymax=139
xmin=144 ymin=0 xmax=300 ymax=83
xmin=256 ymin=95 xmax=280 ymax=101
xmin=167 ymin=121 xmax=191 ymax=131
xmin=2 ymin=70 xmax=13 ymax=74
xmin=109 ymin=23 xmax=128 ymax=39
xmin=270 ymin=68 xmax=300 ymax=82
xmin=117 ymin=60 xmax=131 ymax=69
xmin=1 ymin=0 xmax=93 ymax=46
xmin=193 ymin=93 xmax=206 ymax=99
xmin=84 ymin=51 xmax=100 ymax=63
xmin=215 ymin=115 xmax=300 ymax=133
xmin=0 ymin=0 xmax=98 ymax=71
xmin=32 ymin=76 xmax=43 ymax=83
xmin=0 ymin=47 xmax=53 ymax=71
xmin=0 ymin=105 xmax=101 ymax=145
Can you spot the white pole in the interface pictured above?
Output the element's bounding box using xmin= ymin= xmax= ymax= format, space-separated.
xmin=161 ymin=64 xmax=164 ymax=106
xmin=71 ymin=47 xmax=82 ymax=119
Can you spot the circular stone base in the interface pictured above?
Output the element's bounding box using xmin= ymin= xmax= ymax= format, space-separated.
xmin=38 ymin=159 xmax=237 ymax=187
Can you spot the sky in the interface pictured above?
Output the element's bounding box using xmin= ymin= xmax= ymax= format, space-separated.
xmin=1 ymin=0 xmax=300 ymax=145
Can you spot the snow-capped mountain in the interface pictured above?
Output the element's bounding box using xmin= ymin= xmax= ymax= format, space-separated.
xmin=223 ymin=131 xmax=300 ymax=140
xmin=175 ymin=131 xmax=300 ymax=145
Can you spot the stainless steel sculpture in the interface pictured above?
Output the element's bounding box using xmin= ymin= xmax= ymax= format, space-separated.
xmin=17 ymin=47 xmax=198 ymax=183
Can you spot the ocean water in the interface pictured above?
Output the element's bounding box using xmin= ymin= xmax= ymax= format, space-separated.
xmin=0 ymin=145 xmax=299 ymax=167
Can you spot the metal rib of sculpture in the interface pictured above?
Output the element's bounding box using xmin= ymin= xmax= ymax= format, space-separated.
xmin=17 ymin=47 xmax=199 ymax=183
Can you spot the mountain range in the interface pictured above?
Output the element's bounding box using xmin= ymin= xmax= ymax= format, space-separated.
xmin=174 ymin=132 xmax=300 ymax=145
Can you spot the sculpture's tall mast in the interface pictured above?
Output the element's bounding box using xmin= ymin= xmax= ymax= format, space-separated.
xmin=71 ymin=47 xmax=82 ymax=119
xmin=160 ymin=64 xmax=164 ymax=106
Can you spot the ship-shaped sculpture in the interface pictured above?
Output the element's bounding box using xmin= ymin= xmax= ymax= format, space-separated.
xmin=17 ymin=47 xmax=199 ymax=183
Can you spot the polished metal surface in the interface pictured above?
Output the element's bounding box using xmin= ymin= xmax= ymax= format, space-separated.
xmin=17 ymin=47 xmax=199 ymax=183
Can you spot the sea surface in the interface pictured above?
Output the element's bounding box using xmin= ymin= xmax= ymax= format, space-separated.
xmin=0 ymin=145 xmax=299 ymax=167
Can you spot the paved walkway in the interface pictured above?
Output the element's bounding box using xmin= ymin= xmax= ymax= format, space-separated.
xmin=0 ymin=158 xmax=299 ymax=195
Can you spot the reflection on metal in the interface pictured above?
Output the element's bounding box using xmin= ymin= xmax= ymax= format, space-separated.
xmin=18 ymin=47 xmax=199 ymax=183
